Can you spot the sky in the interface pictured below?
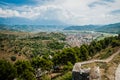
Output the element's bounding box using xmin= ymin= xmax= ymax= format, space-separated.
xmin=0 ymin=0 xmax=120 ymax=25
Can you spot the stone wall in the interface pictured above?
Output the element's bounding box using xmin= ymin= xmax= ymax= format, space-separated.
xmin=72 ymin=64 xmax=101 ymax=80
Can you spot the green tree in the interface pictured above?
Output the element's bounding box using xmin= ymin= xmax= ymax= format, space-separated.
xmin=47 ymin=41 xmax=65 ymax=49
xmin=0 ymin=60 xmax=17 ymax=80
xmin=88 ymin=45 xmax=95 ymax=56
xmin=31 ymin=57 xmax=53 ymax=70
xmin=95 ymin=42 xmax=102 ymax=52
xmin=53 ymin=48 xmax=78 ymax=65
xmin=15 ymin=60 xmax=36 ymax=80
xmin=80 ymin=45 xmax=89 ymax=60
xmin=111 ymin=40 xmax=120 ymax=47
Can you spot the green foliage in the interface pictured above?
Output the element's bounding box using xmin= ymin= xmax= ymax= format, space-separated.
xmin=41 ymin=74 xmax=51 ymax=80
xmin=53 ymin=36 xmax=120 ymax=65
xmin=79 ymin=45 xmax=89 ymax=60
xmin=53 ymin=48 xmax=78 ymax=65
xmin=15 ymin=60 xmax=36 ymax=80
xmin=0 ymin=60 xmax=17 ymax=80
xmin=63 ymin=62 xmax=73 ymax=71
xmin=49 ymin=32 xmax=66 ymax=40
xmin=20 ymin=69 xmax=36 ymax=80
xmin=0 ymin=32 xmax=66 ymax=58
xmin=0 ymin=31 xmax=120 ymax=80
xmin=31 ymin=57 xmax=53 ymax=70
xmin=111 ymin=40 xmax=120 ymax=47
xmin=0 ymin=33 xmax=17 ymax=41
xmin=100 ymin=49 xmax=113 ymax=59
xmin=29 ymin=32 xmax=66 ymax=41
xmin=53 ymin=71 xmax=72 ymax=80
xmin=47 ymin=41 xmax=65 ymax=49
xmin=11 ymin=56 xmax=16 ymax=61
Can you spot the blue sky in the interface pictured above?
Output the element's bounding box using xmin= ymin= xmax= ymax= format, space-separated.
xmin=0 ymin=0 xmax=120 ymax=25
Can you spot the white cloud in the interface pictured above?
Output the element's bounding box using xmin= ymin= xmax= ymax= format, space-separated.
xmin=0 ymin=7 xmax=41 ymax=19
xmin=0 ymin=0 xmax=120 ymax=25
xmin=0 ymin=8 xmax=19 ymax=17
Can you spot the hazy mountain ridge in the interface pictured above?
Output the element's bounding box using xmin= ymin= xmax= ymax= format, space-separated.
xmin=96 ymin=23 xmax=120 ymax=34
xmin=0 ymin=24 xmax=66 ymax=32
xmin=0 ymin=23 xmax=120 ymax=33
xmin=64 ymin=23 xmax=120 ymax=34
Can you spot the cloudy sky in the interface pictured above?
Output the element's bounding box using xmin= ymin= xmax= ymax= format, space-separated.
xmin=0 ymin=0 xmax=120 ymax=25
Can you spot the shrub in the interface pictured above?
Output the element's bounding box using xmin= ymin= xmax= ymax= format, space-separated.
xmin=15 ymin=60 xmax=36 ymax=80
xmin=0 ymin=60 xmax=17 ymax=80
xmin=63 ymin=62 xmax=73 ymax=71
xmin=11 ymin=56 xmax=16 ymax=61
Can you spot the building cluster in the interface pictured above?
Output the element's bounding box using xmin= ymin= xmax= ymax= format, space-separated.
xmin=65 ymin=32 xmax=101 ymax=47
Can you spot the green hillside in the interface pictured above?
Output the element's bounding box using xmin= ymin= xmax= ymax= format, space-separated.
xmin=96 ymin=23 xmax=120 ymax=34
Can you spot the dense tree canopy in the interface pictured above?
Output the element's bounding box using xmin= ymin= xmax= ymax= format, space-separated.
xmin=31 ymin=57 xmax=53 ymax=70
xmin=0 ymin=60 xmax=17 ymax=80
xmin=15 ymin=60 xmax=36 ymax=80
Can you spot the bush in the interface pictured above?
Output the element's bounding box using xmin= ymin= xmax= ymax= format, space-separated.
xmin=0 ymin=60 xmax=17 ymax=80
xmin=31 ymin=57 xmax=53 ymax=70
xmin=63 ymin=62 xmax=73 ymax=71
xmin=15 ymin=60 xmax=36 ymax=80
xmin=11 ymin=56 xmax=16 ymax=61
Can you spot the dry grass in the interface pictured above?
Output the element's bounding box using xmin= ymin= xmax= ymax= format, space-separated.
xmin=0 ymin=51 xmax=28 ymax=63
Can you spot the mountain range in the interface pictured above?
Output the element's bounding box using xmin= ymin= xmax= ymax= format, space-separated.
xmin=0 ymin=24 xmax=66 ymax=32
xmin=64 ymin=23 xmax=120 ymax=34
xmin=0 ymin=23 xmax=120 ymax=33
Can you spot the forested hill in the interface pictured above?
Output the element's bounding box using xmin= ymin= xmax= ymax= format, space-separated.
xmin=96 ymin=23 xmax=120 ymax=34
xmin=64 ymin=25 xmax=99 ymax=31
xmin=64 ymin=23 xmax=120 ymax=34
xmin=0 ymin=25 xmax=66 ymax=32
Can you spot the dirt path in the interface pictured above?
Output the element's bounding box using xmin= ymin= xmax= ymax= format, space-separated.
xmin=73 ymin=49 xmax=120 ymax=71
